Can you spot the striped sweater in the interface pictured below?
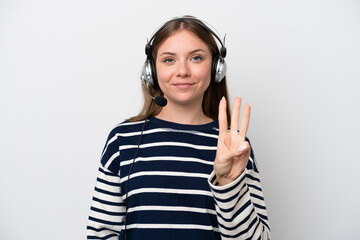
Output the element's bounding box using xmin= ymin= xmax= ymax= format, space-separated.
xmin=87 ymin=117 xmax=270 ymax=239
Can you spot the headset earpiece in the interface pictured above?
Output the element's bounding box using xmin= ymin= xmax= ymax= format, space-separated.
xmin=211 ymin=55 xmax=227 ymax=83
xmin=141 ymin=42 xmax=159 ymax=87
xmin=148 ymin=58 xmax=157 ymax=86
xmin=141 ymin=58 xmax=157 ymax=87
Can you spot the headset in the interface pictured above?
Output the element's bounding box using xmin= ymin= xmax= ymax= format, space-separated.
xmin=140 ymin=16 xmax=227 ymax=89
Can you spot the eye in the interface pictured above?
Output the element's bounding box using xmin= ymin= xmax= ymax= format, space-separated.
xmin=191 ymin=55 xmax=202 ymax=62
xmin=163 ymin=58 xmax=174 ymax=63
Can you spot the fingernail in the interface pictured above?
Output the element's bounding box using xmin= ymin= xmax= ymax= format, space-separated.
xmin=237 ymin=145 xmax=247 ymax=153
xmin=220 ymin=96 xmax=226 ymax=104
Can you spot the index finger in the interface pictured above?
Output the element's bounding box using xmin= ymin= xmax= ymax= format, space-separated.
xmin=239 ymin=103 xmax=251 ymax=141
xmin=218 ymin=97 xmax=228 ymax=139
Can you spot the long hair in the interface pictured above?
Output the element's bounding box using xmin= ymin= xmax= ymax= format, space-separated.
xmin=128 ymin=17 xmax=231 ymax=125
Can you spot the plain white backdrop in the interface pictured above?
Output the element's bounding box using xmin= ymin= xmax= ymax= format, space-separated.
xmin=1 ymin=0 xmax=359 ymax=239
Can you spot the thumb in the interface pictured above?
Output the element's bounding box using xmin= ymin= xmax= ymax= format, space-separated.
xmin=236 ymin=141 xmax=249 ymax=155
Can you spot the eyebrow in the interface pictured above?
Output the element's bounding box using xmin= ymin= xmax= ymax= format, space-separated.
xmin=159 ymin=49 xmax=207 ymax=57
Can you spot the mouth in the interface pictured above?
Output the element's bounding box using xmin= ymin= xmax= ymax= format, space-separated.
xmin=173 ymin=82 xmax=195 ymax=90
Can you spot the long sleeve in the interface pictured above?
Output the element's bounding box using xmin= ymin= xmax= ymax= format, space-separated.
xmin=87 ymin=129 xmax=125 ymax=239
xmin=208 ymin=148 xmax=270 ymax=239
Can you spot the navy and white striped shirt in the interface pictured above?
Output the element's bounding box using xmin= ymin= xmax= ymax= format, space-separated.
xmin=87 ymin=117 xmax=270 ymax=239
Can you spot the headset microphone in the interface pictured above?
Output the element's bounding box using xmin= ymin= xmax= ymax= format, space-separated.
xmin=154 ymin=95 xmax=167 ymax=107
xmin=141 ymin=80 xmax=167 ymax=107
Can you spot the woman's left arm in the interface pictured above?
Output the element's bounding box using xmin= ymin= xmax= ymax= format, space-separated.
xmin=209 ymin=97 xmax=271 ymax=239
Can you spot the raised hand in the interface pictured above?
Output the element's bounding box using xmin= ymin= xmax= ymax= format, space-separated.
xmin=214 ymin=97 xmax=251 ymax=186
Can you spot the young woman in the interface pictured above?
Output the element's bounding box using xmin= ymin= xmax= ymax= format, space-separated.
xmin=87 ymin=16 xmax=270 ymax=240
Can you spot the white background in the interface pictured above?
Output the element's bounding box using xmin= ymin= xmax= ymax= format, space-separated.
xmin=1 ymin=0 xmax=359 ymax=239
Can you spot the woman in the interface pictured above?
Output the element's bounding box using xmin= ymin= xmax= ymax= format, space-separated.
xmin=87 ymin=16 xmax=270 ymax=240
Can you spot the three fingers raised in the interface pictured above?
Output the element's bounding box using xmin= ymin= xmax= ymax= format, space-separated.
xmin=218 ymin=97 xmax=250 ymax=141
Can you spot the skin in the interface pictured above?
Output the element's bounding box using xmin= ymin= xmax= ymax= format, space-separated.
xmin=215 ymin=97 xmax=251 ymax=186
xmin=155 ymin=29 xmax=251 ymax=186
xmin=155 ymin=29 xmax=213 ymax=125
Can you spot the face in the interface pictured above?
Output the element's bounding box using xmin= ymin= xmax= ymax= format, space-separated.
xmin=155 ymin=29 xmax=212 ymax=107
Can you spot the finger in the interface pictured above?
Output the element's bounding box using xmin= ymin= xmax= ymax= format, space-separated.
xmin=230 ymin=97 xmax=242 ymax=134
xmin=236 ymin=140 xmax=250 ymax=155
xmin=239 ymin=103 xmax=251 ymax=141
xmin=218 ymin=97 xmax=228 ymax=139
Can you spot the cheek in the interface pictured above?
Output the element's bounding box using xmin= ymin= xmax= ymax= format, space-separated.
xmin=195 ymin=63 xmax=212 ymax=85
xmin=155 ymin=64 xmax=171 ymax=84
xmin=155 ymin=66 xmax=171 ymax=93
xmin=203 ymin=76 xmax=211 ymax=92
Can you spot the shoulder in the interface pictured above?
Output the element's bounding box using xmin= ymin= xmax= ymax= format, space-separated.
xmin=101 ymin=120 xmax=147 ymax=158
xmin=105 ymin=120 xmax=147 ymax=139
xmin=100 ymin=120 xmax=147 ymax=173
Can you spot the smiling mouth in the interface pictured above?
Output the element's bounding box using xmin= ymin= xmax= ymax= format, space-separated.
xmin=173 ymin=83 xmax=195 ymax=90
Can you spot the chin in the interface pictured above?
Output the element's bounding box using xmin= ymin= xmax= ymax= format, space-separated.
xmin=167 ymin=94 xmax=203 ymax=106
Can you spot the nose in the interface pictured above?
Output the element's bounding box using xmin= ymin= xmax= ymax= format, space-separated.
xmin=176 ymin=60 xmax=190 ymax=78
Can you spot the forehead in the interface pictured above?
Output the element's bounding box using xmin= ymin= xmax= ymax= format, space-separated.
xmin=157 ymin=29 xmax=210 ymax=54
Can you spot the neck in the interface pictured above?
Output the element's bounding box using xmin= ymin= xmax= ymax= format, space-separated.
xmin=155 ymin=101 xmax=213 ymax=125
